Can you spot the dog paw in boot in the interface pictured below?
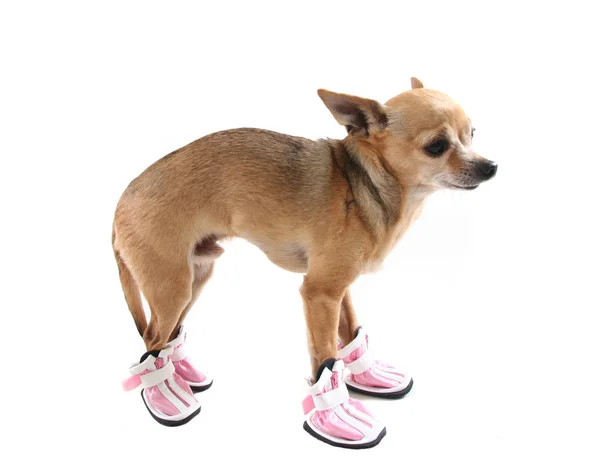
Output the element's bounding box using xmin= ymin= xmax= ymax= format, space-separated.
xmin=302 ymin=358 xmax=386 ymax=449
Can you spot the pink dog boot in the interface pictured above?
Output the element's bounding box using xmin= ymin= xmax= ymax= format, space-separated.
xmin=302 ymin=358 xmax=386 ymax=449
xmin=338 ymin=327 xmax=413 ymax=399
xmin=167 ymin=326 xmax=213 ymax=393
xmin=122 ymin=347 xmax=201 ymax=426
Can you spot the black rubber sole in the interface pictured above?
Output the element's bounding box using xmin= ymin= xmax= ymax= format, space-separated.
xmin=141 ymin=390 xmax=201 ymax=427
xmin=189 ymin=380 xmax=213 ymax=393
xmin=346 ymin=378 xmax=414 ymax=399
xmin=303 ymin=422 xmax=387 ymax=449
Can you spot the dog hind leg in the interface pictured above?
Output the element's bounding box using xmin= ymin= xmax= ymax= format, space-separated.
xmin=120 ymin=256 xmax=203 ymax=426
xmin=168 ymin=235 xmax=224 ymax=340
xmin=142 ymin=260 xmax=194 ymax=352
xmin=162 ymin=236 xmax=223 ymax=393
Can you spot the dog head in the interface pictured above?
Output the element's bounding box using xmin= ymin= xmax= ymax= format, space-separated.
xmin=318 ymin=78 xmax=497 ymax=192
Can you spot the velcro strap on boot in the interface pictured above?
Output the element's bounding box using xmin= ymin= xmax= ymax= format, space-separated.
xmin=302 ymin=384 xmax=350 ymax=414
xmin=123 ymin=360 xmax=177 ymax=391
xmin=140 ymin=361 xmax=176 ymax=388
xmin=122 ymin=374 xmax=142 ymax=391
xmin=345 ymin=348 xmax=374 ymax=375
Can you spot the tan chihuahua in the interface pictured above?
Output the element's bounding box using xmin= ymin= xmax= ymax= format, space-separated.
xmin=114 ymin=78 xmax=496 ymax=445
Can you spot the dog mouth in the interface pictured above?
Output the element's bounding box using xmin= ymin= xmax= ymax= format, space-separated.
xmin=441 ymin=180 xmax=479 ymax=191
xmin=451 ymin=183 xmax=479 ymax=190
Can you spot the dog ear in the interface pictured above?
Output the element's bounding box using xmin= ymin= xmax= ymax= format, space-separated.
xmin=410 ymin=77 xmax=424 ymax=89
xmin=317 ymin=89 xmax=388 ymax=137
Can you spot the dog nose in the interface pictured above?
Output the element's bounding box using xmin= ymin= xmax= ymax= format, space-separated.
xmin=478 ymin=160 xmax=497 ymax=180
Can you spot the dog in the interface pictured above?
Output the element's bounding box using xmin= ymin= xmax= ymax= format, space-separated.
xmin=114 ymin=77 xmax=496 ymax=446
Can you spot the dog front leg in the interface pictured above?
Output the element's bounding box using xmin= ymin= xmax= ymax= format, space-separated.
xmin=300 ymin=276 xmax=348 ymax=379
xmin=338 ymin=289 xmax=360 ymax=347
xmin=300 ymin=275 xmax=388 ymax=449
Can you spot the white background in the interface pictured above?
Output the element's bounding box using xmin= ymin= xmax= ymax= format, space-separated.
xmin=2 ymin=1 xmax=599 ymax=474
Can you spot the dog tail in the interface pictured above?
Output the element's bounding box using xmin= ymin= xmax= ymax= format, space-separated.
xmin=112 ymin=225 xmax=147 ymax=337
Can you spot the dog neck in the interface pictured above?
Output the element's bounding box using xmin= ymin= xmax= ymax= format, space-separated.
xmin=331 ymin=138 xmax=432 ymax=266
xmin=334 ymin=139 xmax=400 ymax=236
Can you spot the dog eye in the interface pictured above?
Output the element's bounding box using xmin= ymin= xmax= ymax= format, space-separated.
xmin=471 ymin=127 xmax=476 ymax=139
xmin=425 ymin=139 xmax=449 ymax=157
